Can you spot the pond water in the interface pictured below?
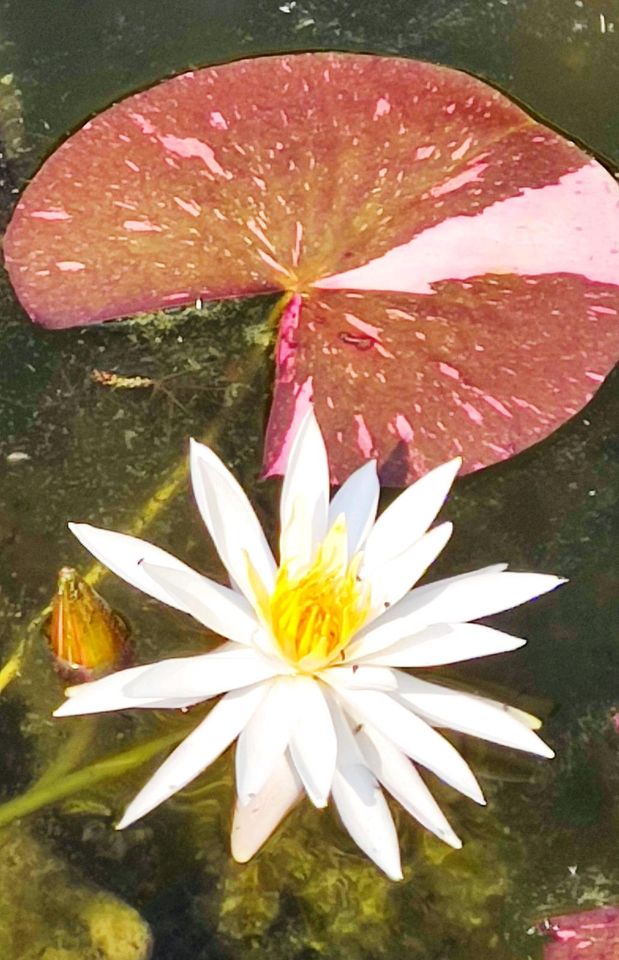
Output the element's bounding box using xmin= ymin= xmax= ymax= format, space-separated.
xmin=0 ymin=1 xmax=618 ymax=958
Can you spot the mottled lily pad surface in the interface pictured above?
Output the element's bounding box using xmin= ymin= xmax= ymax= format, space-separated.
xmin=542 ymin=905 xmax=619 ymax=959
xmin=4 ymin=52 xmax=619 ymax=483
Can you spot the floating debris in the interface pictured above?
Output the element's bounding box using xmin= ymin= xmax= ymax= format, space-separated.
xmin=44 ymin=567 xmax=129 ymax=681
xmin=91 ymin=369 xmax=155 ymax=390
xmin=6 ymin=451 xmax=30 ymax=464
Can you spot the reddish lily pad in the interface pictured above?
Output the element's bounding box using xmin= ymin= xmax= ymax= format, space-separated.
xmin=4 ymin=53 xmax=619 ymax=484
xmin=540 ymin=905 xmax=619 ymax=959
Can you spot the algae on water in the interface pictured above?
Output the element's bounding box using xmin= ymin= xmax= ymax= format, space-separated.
xmin=0 ymin=826 xmax=152 ymax=960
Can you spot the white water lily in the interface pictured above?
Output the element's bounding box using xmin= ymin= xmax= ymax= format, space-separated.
xmin=55 ymin=411 xmax=563 ymax=879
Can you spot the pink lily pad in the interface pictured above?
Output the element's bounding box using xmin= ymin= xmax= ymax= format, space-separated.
xmin=4 ymin=53 xmax=619 ymax=484
xmin=541 ymin=905 xmax=619 ymax=959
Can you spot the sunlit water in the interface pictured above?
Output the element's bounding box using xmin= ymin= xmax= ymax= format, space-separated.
xmin=0 ymin=1 xmax=617 ymax=957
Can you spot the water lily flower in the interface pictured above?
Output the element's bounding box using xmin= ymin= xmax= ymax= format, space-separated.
xmin=55 ymin=410 xmax=563 ymax=879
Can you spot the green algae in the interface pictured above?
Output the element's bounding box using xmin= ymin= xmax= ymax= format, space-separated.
xmin=0 ymin=826 xmax=152 ymax=960
xmin=166 ymin=766 xmax=517 ymax=960
xmin=0 ymin=72 xmax=24 ymax=163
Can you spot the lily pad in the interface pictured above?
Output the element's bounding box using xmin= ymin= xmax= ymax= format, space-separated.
xmin=541 ymin=905 xmax=619 ymax=959
xmin=4 ymin=53 xmax=619 ymax=483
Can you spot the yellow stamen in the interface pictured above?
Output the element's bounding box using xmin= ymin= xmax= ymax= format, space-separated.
xmin=261 ymin=516 xmax=372 ymax=671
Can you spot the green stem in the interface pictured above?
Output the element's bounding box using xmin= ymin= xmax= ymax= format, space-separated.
xmin=0 ymin=727 xmax=185 ymax=830
xmin=32 ymin=719 xmax=97 ymax=792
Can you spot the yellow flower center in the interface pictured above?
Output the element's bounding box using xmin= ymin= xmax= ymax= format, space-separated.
xmin=252 ymin=516 xmax=372 ymax=671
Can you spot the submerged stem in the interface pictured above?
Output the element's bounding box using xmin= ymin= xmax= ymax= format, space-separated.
xmin=32 ymin=719 xmax=97 ymax=792
xmin=0 ymin=727 xmax=186 ymax=830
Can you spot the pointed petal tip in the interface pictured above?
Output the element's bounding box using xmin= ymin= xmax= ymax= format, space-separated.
xmin=189 ymin=435 xmax=221 ymax=466
xmin=116 ymin=807 xmax=139 ymax=830
xmin=231 ymin=846 xmax=252 ymax=864
xmin=298 ymin=403 xmax=318 ymax=429
xmin=537 ymin=574 xmax=568 ymax=597
xmin=189 ymin=436 xmax=213 ymax=463
xmin=231 ymin=827 xmax=259 ymax=863
xmin=53 ymin=698 xmax=83 ymax=717
xmin=471 ymin=785 xmax=486 ymax=806
xmin=440 ymin=456 xmax=462 ymax=482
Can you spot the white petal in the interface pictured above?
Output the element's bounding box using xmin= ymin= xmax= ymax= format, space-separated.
xmin=365 ymin=522 xmax=453 ymax=617
xmin=53 ymin=664 xmax=203 ymax=716
xmin=352 ymin=570 xmax=565 ymax=659
xmin=357 ymin=726 xmax=461 ymax=849
xmin=231 ymin=751 xmax=303 ymax=862
xmin=398 ymin=562 xmax=508 ymax=594
xmin=327 ymin=460 xmax=379 ymax=557
xmin=279 ymin=408 xmax=329 ymax=572
xmin=357 ymin=622 xmax=526 ymax=668
xmin=117 ymin=684 xmax=267 ymax=829
xmin=69 ymin=523 xmax=202 ymax=614
xmin=361 ymin=458 xmax=460 ymax=573
xmin=288 ymin=678 xmax=336 ymax=807
xmin=190 ymin=439 xmax=276 ymax=602
xmin=137 ymin=560 xmax=260 ymax=645
xmin=334 ymin=687 xmax=485 ymax=804
xmin=398 ymin=570 xmax=566 ymax=625
xmin=395 ymin=673 xmax=554 ymax=758
xmin=54 ymin=695 xmax=199 ymax=716
xmin=124 ymin=644 xmax=283 ymax=700
xmin=235 ymin=677 xmax=296 ymax=803
xmin=507 ymin=706 xmax=543 ymax=730
xmin=323 ymin=665 xmax=398 ymax=692
xmin=328 ymin=698 xmax=402 ymax=880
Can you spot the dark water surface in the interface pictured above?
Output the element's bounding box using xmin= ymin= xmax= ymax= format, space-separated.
xmin=0 ymin=1 xmax=617 ymax=958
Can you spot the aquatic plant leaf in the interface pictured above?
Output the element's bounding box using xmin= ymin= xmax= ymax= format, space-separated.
xmin=5 ymin=54 xmax=619 ymax=483
xmin=541 ymin=905 xmax=619 ymax=959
